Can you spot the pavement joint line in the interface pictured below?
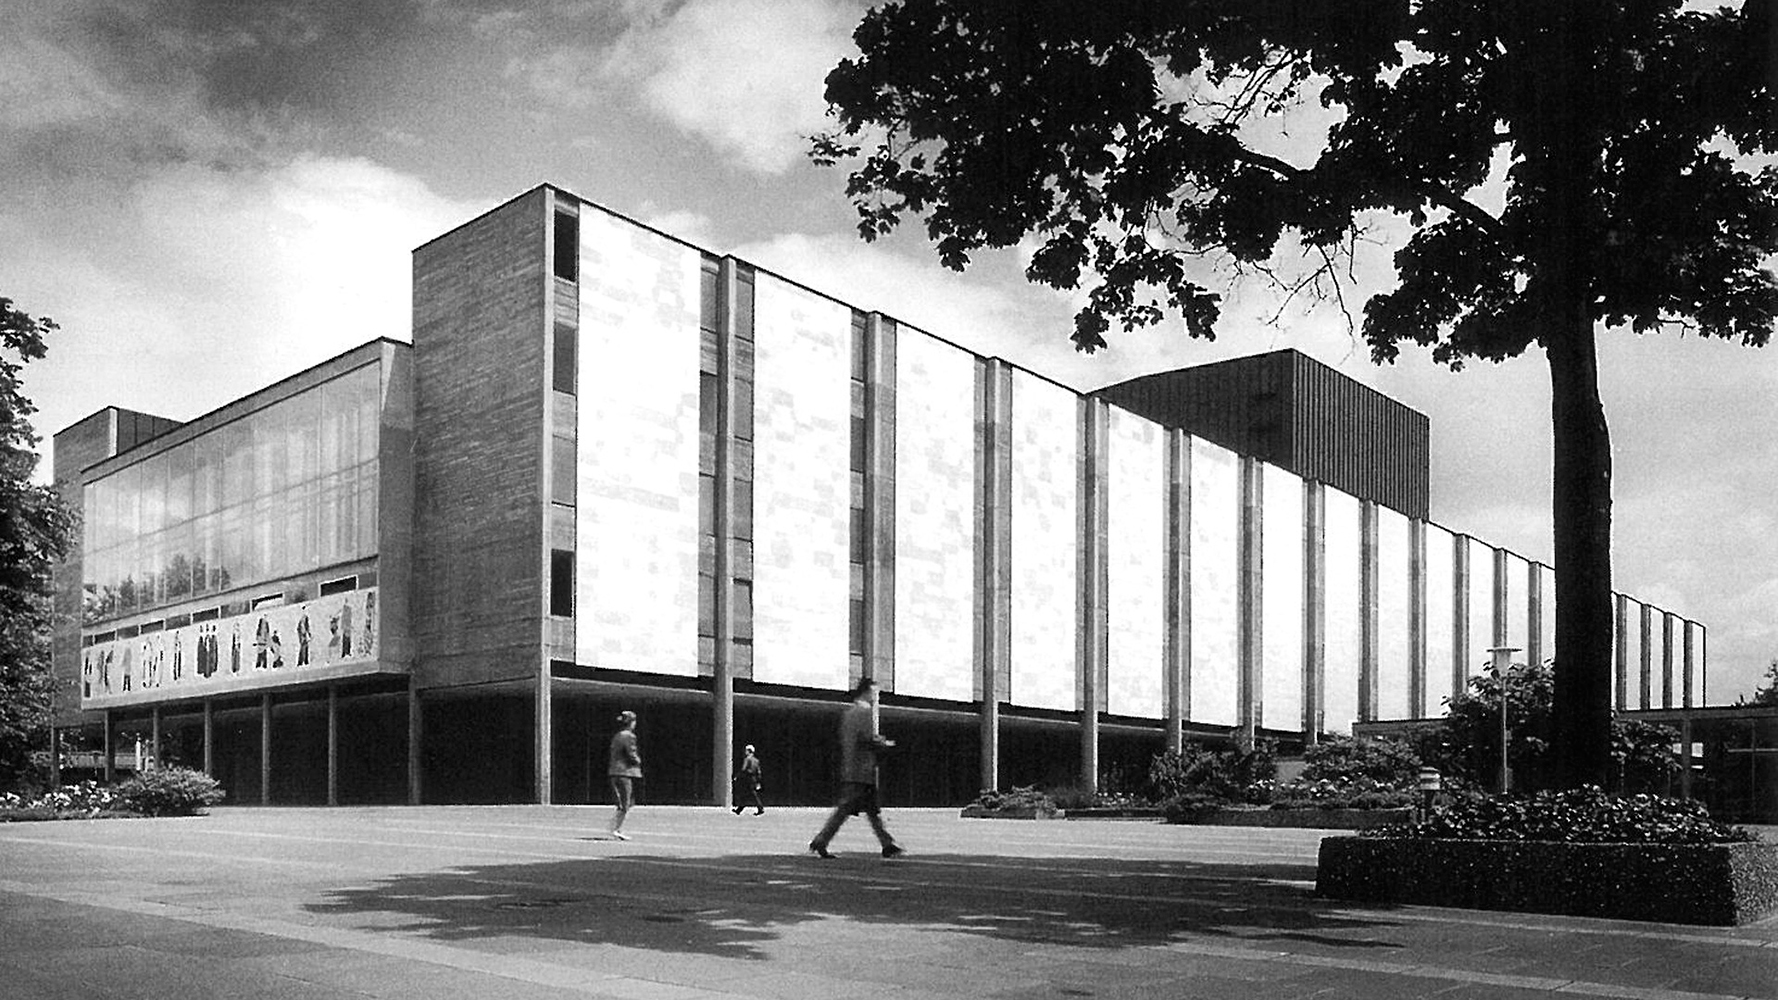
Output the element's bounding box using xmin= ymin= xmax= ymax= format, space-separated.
xmin=1147 ymin=939 xmax=1760 ymax=1000
xmin=1322 ymin=906 xmax=1778 ymax=949
xmin=0 ymin=881 xmax=748 ymax=1000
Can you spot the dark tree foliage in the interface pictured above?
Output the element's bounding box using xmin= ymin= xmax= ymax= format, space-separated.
xmin=0 ymin=298 xmax=73 ymax=791
xmin=815 ymin=1 xmax=1777 ymax=787
xmin=1738 ymin=659 xmax=1778 ymax=706
xmin=1423 ymin=660 xmax=1679 ymax=795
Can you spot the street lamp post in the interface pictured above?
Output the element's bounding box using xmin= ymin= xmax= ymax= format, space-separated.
xmin=1487 ymin=646 xmax=1522 ymax=795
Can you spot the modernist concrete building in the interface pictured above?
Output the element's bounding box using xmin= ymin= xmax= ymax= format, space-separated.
xmin=49 ymin=183 xmax=1713 ymax=808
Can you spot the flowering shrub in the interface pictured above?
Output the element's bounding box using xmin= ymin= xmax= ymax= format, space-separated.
xmin=1367 ymin=786 xmax=1756 ymax=844
xmin=116 ymin=767 xmax=225 ymax=817
xmin=0 ymin=781 xmax=121 ymax=818
xmin=1269 ymin=776 xmax=1416 ymax=810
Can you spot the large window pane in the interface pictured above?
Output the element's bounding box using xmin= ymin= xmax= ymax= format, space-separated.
xmin=356 ymin=462 xmax=378 ymax=556
xmin=287 ymin=389 xmax=320 ymax=485
xmin=194 ymin=436 xmax=221 ymax=517
xmin=256 ymin=407 xmax=287 ymax=496
xmin=356 ymin=366 xmax=379 ymax=464
xmin=222 ymin=422 xmax=251 ymax=508
xmin=165 ymin=521 xmax=193 ymax=600
xmin=166 ymin=444 xmax=192 ymax=524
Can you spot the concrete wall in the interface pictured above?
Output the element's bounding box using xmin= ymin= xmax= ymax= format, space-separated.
xmin=751 ymin=273 xmax=852 ymax=690
xmin=411 ymin=190 xmax=548 ymax=690
xmin=573 ymin=207 xmax=703 ymax=676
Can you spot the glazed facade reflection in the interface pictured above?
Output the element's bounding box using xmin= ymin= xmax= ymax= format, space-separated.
xmin=81 ymin=362 xmax=380 ymax=623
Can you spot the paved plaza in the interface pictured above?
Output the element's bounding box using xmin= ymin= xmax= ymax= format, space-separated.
xmin=1 ymin=806 xmax=1775 ymax=1000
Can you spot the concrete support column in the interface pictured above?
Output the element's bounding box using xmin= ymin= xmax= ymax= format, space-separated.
xmin=1237 ymin=455 xmax=1264 ymax=746
xmin=976 ymin=359 xmax=1012 ymax=790
xmin=1452 ymin=534 xmax=1470 ymax=696
xmin=1639 ymin=604 xmax=1654 ymax=710
xmin=1661 ymin=613 xmax=1676 ymax=709
xmin=863 ymin=314 xmax=898 ymax=691
xmin=1359 ymin=501 xmax=1379 ymax=722
xmin=49 ymin=727 xmax=61 ymax=789
xmin=1302 ymin=479 xmax=1326 ymax=743
xmin=149 ymin=706 xmax=161 ymax=771
xmin=327 ymin=685 xmax=339 ymax=807
xmin=103 ymin=711 xmax=114 ymax=785
xmin=259 ymin=694 xmax=272 ymax=806
xmin=711 ymin=259 xmax=742 ymax=808
xmin=202 ymin=699 xmax=214 ymax=776
xmin=1526 ymin=562 xmax=1545 ymax=668
xmin=1164 ymin=430 xmax=1192 ymax=755
xmin=1491 ymin=547 xmax=1509 ymax=649
xmin=1077 ymin=398 xmax=1109 ymax=788
xmin=1680 ymin=714 xmax=1694 ymax=799
xmin=1408 ymin=519 xmax=1427 ymax=719
xmin=407 ymin=679 xmax=422 ymax=805
xmin=1614 ymin=595 xmax=1630 ymax=710
xmin=1683 ymin=621 xmax=1698 ymax=709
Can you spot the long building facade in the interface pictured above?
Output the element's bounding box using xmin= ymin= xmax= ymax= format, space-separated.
xmin=49 ymin=183 xmax=1710 ymax=807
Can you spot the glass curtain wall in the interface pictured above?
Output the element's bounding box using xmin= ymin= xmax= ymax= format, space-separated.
xmin=82 ymin=364 xmax=380 ymax=623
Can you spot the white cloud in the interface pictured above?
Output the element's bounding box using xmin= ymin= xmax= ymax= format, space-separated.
xmin=19 ymin=157 xmax=482 ymax=470
xmin=603 ymin=0 xmax=856 ymax=174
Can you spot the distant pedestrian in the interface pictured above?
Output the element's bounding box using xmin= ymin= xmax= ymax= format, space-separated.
xmin=733 ymin=744 xmax=764 ymax=815
xmin=809 ymin=678 xmax=903 ymax=858
xmin=606 ymin=710 xmax=642 ymax=840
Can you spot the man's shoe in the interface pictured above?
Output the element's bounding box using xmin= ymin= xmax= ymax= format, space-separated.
xmin=754 ymin=809 xmax=765 ymax=815
xmin=809 ymin=843 xmax=836 ymax=858
xmin=609 ymin=830 xmax=630 ymax=841
xmin=732 ymin=806 xmax=743 ymax=814
xmin=881 ymin=845 xmax=905 ymax=859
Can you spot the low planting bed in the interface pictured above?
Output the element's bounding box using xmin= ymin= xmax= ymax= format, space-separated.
xmin=960 ymin=786 xmax=1058 ymax=820
xmin=1316 ymin=788 xmax=1778 ymax=926
xmin=1209 ymin=806 xmax=1410 ymax=830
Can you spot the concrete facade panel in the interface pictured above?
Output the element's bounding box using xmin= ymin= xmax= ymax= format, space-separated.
xmin=1504 ymin=552 xmax=1530 ymax=659
xmin=1106 ymin=407 xmax=1165 ymax=719
xmin=1260 ymin=463 xmax=1304 ymax=731
xmin=893 ymin=331 xmax=978 ymax=702
xmin=1323 ymin=487 xmax=1362 ymax=735
xmin=1424 ymin=523 xmax=1455 ymax=714
xmin=751 ymin=274 xmax=852 ymax=691
xmin=1189 ymin=438 xmax=1239 ymax=727
xmin=1376 ymin=506 xmax=1412 ymax=721
xmin=1465 ymin=537 xmax=1495 ymax=682
xmin=1008 ymin=372 xmax=1078 ymax=711
xmin=575 ymin=209 xmax=702 ymax=676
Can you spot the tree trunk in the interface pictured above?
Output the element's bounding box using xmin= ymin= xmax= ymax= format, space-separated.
xmin=1547 ymin=330 xmax=1614 ymax=790
xmin=1537 ymin=2 xmax=1613 ymax=790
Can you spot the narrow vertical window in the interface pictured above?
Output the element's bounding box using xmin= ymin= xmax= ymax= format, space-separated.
xmin=552 ymin=322 xmax=577 ymax=394
xmin=549 ymin=549 xmax=574 ymax=616
xmin=553 ymin=211 xmax=578 ymax=282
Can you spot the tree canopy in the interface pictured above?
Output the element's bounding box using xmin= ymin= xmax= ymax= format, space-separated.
xmin=814 ymin=0 xmax=1777 ymax=788
xmin=0 ymin=298 xmax=73 ymax=790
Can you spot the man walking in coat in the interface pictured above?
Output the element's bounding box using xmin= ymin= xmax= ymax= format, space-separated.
xmin=808 ymin=677 xmax=903 ymax=858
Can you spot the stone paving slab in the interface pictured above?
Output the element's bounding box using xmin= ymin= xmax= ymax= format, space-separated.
xmin=1 ymin=805 xmax=1774 ymax=1000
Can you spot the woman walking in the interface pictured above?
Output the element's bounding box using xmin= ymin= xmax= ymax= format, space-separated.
xmin=606 ymin=710 xmax=642 ymax=840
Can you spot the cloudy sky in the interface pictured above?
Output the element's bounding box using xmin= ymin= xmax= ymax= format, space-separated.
xmin=6 ymin=0 xmax=1773 ymax=702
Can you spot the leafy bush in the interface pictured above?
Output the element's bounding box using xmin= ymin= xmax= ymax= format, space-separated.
xmin=970 ymin=785 xmax=1055 ymax=813
xmin=1147 ymin=739 xmax=1276 ymax=804
xmin=1301 ymin=736 xmax=1420 ymax=787
xmin=1368 ymin=786 xmax=1756 ymax=844
xmin=1160 ymin=791 xmax=1230 ymax=824
xmin=1045 ymin=782 xmax=1148 ymax=810
xmin=116 ymin=767 xmax=225 ymax=817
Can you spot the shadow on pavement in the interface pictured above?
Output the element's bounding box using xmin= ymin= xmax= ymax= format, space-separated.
xmin=303 ymin=850 xmax=1405 ymax=961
